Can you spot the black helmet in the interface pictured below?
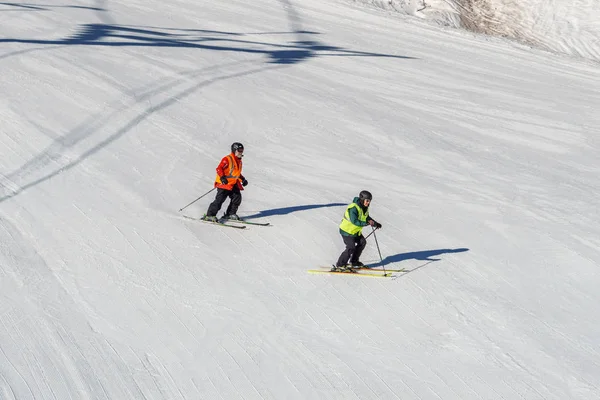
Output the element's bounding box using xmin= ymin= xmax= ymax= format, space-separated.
xmin=359 ymin=190 xmax=372 ymax=204
xmin=231 ymin=142 xmax=244 ymax=153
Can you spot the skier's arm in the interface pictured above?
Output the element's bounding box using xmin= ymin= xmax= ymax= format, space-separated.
xmin=348 ymin=207 xmax=369 ymax=227
xmin=216 ymin=157 xmax=229 ymax=178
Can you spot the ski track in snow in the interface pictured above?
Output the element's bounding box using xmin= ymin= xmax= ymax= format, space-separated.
xmin=1 ymin=0 xmax=600 ymax=399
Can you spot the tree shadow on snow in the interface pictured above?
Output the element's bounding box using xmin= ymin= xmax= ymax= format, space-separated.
xmin=243 ymin=203 xmax=346 ymax=220
xmin=368 ymin=248 xmax=470 ymax=268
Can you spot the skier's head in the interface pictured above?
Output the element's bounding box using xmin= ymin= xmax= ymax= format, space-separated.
xmin=358 ymin=190 xmax=372 ymax=207
xmin=231 ymin=142 xmax=244 ymax=157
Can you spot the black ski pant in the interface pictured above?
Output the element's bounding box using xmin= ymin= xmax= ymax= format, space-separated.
xmin=206 ymin=186 xmax=242 ymax=217
xmin=336 ymin=234 xmax=367 ymax=267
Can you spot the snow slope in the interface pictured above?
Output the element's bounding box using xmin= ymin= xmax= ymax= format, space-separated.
xmin=350 ymin=0 xmax=600 ymax=62
xmin=1 ymin=0 xmax=600 ymax=399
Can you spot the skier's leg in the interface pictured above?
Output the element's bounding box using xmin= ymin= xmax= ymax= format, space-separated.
xmin=336 ymin=235 xmax=356 ymax=267
xmin=224 ymin=186 xmax=242 ymax=216
xmin=349 ymin=235 xmax=367 ymax=266
xmin=206 ymin=188 xmax=230 ymax=217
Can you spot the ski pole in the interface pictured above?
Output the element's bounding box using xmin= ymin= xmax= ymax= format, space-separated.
xmin=178 ymin=187 xmax=216 ymax=212
xmin=372 ymin=226 xmax=387 ymax=276
xmin=364 ymin=226 xmax=379 ymax=240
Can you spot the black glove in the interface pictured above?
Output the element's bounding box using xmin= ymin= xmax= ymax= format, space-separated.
xmin=242 ymin=178 xmax=248 ymax=187
xmin=369 ymin=220 xmax=382 ymax=229
xmin=220 ymin=176 xmax=228 ymax=185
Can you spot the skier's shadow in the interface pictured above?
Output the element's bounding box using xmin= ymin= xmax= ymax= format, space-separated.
xmin=368 ymin=248 xmax=469 ymax=268
xmin=243 ymin=203 xmax=346 ymax=219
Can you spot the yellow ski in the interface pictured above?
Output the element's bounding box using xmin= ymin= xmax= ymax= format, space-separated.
xmin=307 ymin=269 xmax=392 ymax=278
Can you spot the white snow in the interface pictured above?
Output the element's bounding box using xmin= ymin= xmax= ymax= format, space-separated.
xmin=1 ymin=0 xmax=600 ymax=399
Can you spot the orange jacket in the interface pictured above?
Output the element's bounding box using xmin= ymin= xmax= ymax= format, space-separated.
xmin=214 ymin=153 xmax=244 ymax=190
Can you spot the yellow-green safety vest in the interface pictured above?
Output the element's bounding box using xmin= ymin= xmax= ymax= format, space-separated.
xmin=339 ymin=203 xmax=369 ymax=235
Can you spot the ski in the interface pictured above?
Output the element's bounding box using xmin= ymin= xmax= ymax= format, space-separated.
xmin=319 ymin=265 xmax=408 ymax=273
xmin=320 ymin=266 xmax=408 ymax=273
xmin=308 ymin=269 xmax=392 ymax=278
xmin=181 ymin=215 xmax=247 ymax=229
xmin=221 ymin=218 xmax=270 ymax=226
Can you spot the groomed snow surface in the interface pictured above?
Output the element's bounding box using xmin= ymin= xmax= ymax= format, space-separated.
xmin=1 ymin=1 xmax=600 ymax=399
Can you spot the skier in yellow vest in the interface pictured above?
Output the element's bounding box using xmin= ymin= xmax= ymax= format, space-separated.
xmin=333 ymin=190 xmax=382 ymax=271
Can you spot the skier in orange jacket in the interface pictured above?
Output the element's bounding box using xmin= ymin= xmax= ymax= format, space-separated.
xmin=202 ymin=142 xmax=248 ymax=222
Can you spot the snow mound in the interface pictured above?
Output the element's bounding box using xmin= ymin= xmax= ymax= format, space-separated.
xmin=350 ymin=0 xmax=600 ymax=62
